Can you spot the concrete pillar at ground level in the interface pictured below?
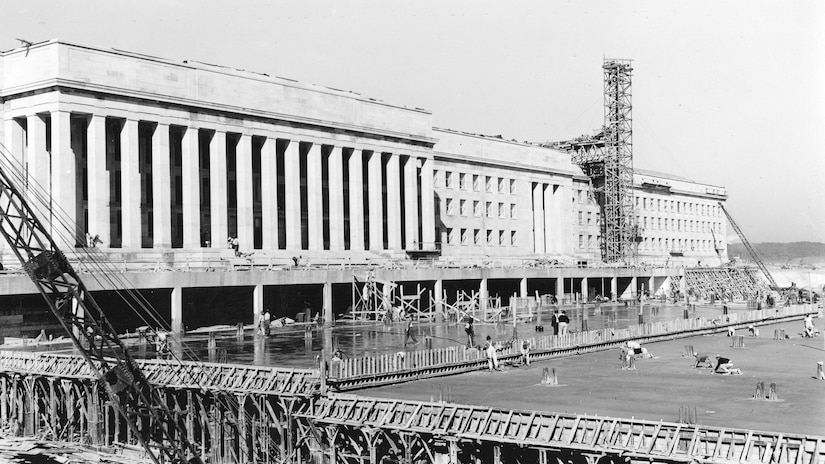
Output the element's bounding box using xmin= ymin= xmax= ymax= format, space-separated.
xmin=647 ymin=276 xmax=655 ymax=295
xmin=434 ymin=279 xmax=444 ymax=316
xmin=50 ymin=110 xmax=77 ymax=249
xmin=327 ymin=146 xmax=345 ymax=251
xmin=348 ymin=149 xmax=364 ymax=250
xmin=171 ymin=287 xmax=183 ymax=334
xmin=581 ymin=277 xmax=588 ymax=302
xmin=611 ymin=277 xmax=618 ymax=302
xmin=181 ymin=126 xmax=200 ymax=248
xmin=520 ymin=278 xmax=528 ymax=298
xmin=543 ymin=184 xmax=553 ymax=254
xmin=253 ymin=284 xmax=263 ymax=322
xmin=209 ymin=131 xmax=228 ymax=248
xmin=236 ymin=133 xmax=254 ymax=251
xmin=151 ymin=122 xmax=171 ymax=247
xmin=284 ymin=140 xmax=301 ymax=249
xmin=630 ymin=277 xmax=638 ymax=300
xmin=556 ymin=277 xmax=564 ymax=302
xmin=480 ymin=278 xmax=489 ymax=315
xmin=323 ymin=282 xmax=332 ymax=327
xmin=120 ymin=119 xmax=141 ymax=248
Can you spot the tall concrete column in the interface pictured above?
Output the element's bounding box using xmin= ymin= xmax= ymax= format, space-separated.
xmin=327 ymin=146 xmax=345 ymax=251
xmin=151 ymin=122 xmax=171 ymax=248
xmin=479 ymin=278 xmax=489 ymax=315
xmin=209 ymin=131 xmax=228 ymax=248
xmin=120 ymin=119 xmax=141 ymax=248
xmin=253 ymin=284 xmax=263 ymax=322
xmin=581 ymin=277 xmax=588 ymax=302
xmin=556 ymin=277 xmax=564 ymax=301
xmin=50 ymin=110 xmax=77 ymax=249
xmin=520 ymin=278 xmax=528 ymax=298
xmin=611 ymin=277 xmax=618 ymax=302
xmin=284 ymin=140 xmax=301 ymax=249
xmin=27 ymin=114 xmax=50 ymax=227
xmin=543 ymin=184 xmax=553 ymax=254
xmin=348 ymin=149 xmax=364 ymax=250
xmin=403 ymin=156 xmax=420 ymax=249
xmin=181 ymin=126 xmax=200 ymax=248
xmin=647 ymin=276 xmax=655 ymax=296
xmin=260 ymin=137 xmax=278 ymax=250
xmin=630 ymin=276 xmax=638 ymax=300
xmin=236 ymin=133 xmax=254 ymax=250
xmin=306 ymin=143 xmax=323 ymax=250
xmin=385 ymin=153 xmax=401 ymax=250
xmin=532 ymin=183 xmax=545 ymax=254
xmin=171 ymin=287 xmax=183 ymax=334
xmin=420 ymin=157 xmax=435 ymax=246
xmin=323 ymin=282 xmax=332 ymax=326
xmin=367 ymin=151 xmax=384 ymax=250
xmin=434 ymin=279 xmax=444 ymax=315
xmin=4 ymin=118 xmax=26 ymax=165
xmin=554 ymin=184 xmax=570 ymax=254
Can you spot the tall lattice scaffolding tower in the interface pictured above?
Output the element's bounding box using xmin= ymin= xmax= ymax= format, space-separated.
xmin=551 ymin=58 xmax=638 ymax=263
xmin=601 ymin=59 xmax=636 ymax=263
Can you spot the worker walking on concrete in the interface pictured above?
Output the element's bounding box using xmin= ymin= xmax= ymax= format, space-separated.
xmin=464 ymin=316 xmax=475 ymax=348
xmin=558 ymin=310 xmax=570 ymax=336
xmin=403 ymin=318 xmax=418 ymax=346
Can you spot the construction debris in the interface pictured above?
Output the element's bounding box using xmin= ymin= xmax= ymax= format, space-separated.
xmin=0 ymin=437 xmax=150 ymax=463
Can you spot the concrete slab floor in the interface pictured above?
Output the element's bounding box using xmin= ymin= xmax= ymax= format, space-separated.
xmin=357 ymin=319 xmax=825 ymax=436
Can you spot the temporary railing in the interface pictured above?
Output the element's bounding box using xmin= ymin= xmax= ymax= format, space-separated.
xmin=326 ymin=305 xmax=812 ymax=389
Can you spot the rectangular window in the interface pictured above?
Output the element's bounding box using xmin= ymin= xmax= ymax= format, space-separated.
xmin=446 ymin=171 xmax=455 ymax=189
xmin=510 ymin=203 xmax=517 ymax=219
xmin=447 ymin=228 xmax=455 ymax=245
xmin=499 ymin=230 xmax=506 ymax=246
xmin=446 ymin=198 xmax=454 ymax=215
xmin=486 ymin=201 xmax=493 ymax=217
xmin=461 ymin=228 xmax=468 ymax=245
xmin=498 ymin=177 xmax=506 ymax=194
xmin=487 ymin=229 xmax=494 ymax=245
xmin=578 ymin=211 xmax=583 ymax=226
xmin=473 ymin=200 xmax=481 ymax=217
xmin=510 ymin=230 xmax=517 ymax=246
xmin=588 ymin=235 xmax=593 ymax=249
xmin=510 ymin=179 xmax=516 ymax=194
xmin=459 ymin=173 xmax=467 ymax=190
xmin=486 ymin=176 xmax=493 ymax=193
xmin=498 ymin=202 xmax=506 ymax=219
xmin=433 ymin=169 xmax=440 ymax=187
xmin=578 ymin=234 xmax=584 ymax=249
xmin=474 ymin=229 xmax=481 ymax=245
xmin=473 ymin=174 xmax=480 ymax=192
xmin=460 ymin=199 xmax=467 ymax=216
xmin=586 ymin=212 xmax=592 ymax=225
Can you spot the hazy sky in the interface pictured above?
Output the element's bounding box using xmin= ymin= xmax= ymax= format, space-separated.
xmin=1 ymin=0 xmax=822 ymax=243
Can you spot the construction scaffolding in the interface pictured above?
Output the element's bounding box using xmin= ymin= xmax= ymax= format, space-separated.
xmin=684 ymin=267 xmax=771 ymax=301
xmin=550 ymin=58 xmax=637 ymax=264
xmin=350 ymin=272 xmax=430 ymax=321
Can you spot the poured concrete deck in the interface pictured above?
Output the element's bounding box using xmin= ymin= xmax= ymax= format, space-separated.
xmin=358 ymin=319 xmax=825 ymax=436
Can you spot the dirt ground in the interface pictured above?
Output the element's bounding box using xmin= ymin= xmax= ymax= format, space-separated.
xmin=358 ymin=318 xmax=825 ymax=436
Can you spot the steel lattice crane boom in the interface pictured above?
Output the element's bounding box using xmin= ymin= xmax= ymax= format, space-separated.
xmin=0 ymin=162 xmax=201 ymax=462
xmin=719 ymin=202 xmax=779 ymax=290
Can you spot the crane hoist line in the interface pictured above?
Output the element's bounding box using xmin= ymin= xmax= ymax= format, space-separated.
xmin=718 ymin=202 xmax=779 ymax=290
xmin=0 ymin=160 xmax=202 ymax=462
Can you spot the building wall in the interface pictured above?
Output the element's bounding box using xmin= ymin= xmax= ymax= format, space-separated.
xmin=0 ymin=40 xmax=727 ymax=267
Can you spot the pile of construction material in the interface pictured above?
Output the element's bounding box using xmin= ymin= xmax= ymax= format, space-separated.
xmin=0 ymin=437 xmax=151 ymax=463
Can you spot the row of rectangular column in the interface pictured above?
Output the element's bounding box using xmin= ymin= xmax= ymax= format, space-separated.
xmin=8 ymin=111 xmax=436 ymax=252
xmin=532 ymin=182 xmax=566 ymax=254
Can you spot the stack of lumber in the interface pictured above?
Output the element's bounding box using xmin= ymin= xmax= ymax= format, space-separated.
xmin=0 ymin=437 xmax=151 ymax=463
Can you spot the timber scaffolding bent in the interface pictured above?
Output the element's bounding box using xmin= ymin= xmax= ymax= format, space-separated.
xmin=325 ymin=305 xmax=812 ymax=391
xmin=683 ymin=267 xmax=771 ymax=301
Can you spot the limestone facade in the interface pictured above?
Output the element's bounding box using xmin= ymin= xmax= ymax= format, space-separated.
xmin=0 ymin=40 xmax=726 ymax=266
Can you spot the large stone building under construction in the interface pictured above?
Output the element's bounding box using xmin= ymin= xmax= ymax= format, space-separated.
xmin=0 ymin=40 xmax=728 ymax=334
